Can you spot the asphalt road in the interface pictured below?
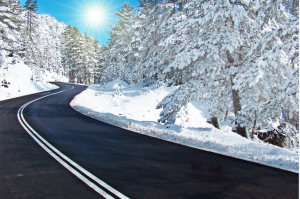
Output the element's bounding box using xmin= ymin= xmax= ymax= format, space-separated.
xmin=0 ymin=82 xmax=298 ymax=199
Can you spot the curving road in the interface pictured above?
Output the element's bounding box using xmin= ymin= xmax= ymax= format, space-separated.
xmin=0 ymin=82 xmax=298 ymax=199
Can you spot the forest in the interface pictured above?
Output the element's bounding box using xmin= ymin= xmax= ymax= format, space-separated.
xmin=0 ymin=0 xmax=298 ymax=150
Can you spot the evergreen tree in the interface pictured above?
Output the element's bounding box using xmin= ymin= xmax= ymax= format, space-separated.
xmin=0 ymin=0 xmax=23 ymax=65
xmin=24 ymin=0 xmax=37 ymax=12
xmin=98 ymin=0 xmax=298 ymax=148
xmin=24 ymin=0 xmax=38 ymax=39
xmin=22 ymin=0 xmax=40 ymax=73
xmin=61 ymin=25 xmax=101 ymax=84
xmin=37 ymin=14 xmax=65 ymax=74
xmin=157 ymin=0 xmax=298 ymax=141
xmin=93 ymin=40 xmax=103 ymax=84
xmin=102 ymin=3 xmax=136 ymax=83
xmin=61 ymin=25 xmax=79 ymax=83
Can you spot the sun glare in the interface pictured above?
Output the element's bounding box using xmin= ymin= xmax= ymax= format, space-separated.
xmin=86 ymin=7 xmax=104 ymax=25
xmin=53 ymin=0 xmax=115 ymax=44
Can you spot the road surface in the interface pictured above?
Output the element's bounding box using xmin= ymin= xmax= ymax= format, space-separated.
xmin=0 ymin=82 xmax=298 ymax=199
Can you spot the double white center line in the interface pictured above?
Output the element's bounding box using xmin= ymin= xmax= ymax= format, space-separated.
xmin=17 ymin=86 xmax=129 ymax=199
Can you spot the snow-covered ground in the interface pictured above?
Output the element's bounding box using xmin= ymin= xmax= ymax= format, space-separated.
xmin=0 ymin=59 xmax=67 ymax=101
xmin=70 ymin=79 xmax=299 ymax=173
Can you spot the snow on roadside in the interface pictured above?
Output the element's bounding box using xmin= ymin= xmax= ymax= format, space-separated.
xmin=0 ymin=60 xmax=67 ymax=101
xmin=70 ymin=79 xmax=299 ymax=173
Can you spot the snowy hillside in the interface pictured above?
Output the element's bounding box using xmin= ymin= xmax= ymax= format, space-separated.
xmin=1 ymin=0 xmax=102 ymax=85
xmin=97 ymin=0 xmax=299 ymax=151
xmin=71 ymin=79 xmax=299 ymax=173
xmin=0 ymin=58 xmax=67 ymax=101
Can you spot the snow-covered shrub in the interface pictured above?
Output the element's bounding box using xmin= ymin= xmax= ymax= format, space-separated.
xmin=95 ymin=91 xmax=102 ymax=96
xmin=280 ymin=123 xmax=299 ymax=153
xmin=157 ymin=83 xmax=198 ymax=124
xmin=235 ymin=12 xmax=299 ymax=138
xmin=258 ymin=122 xmax=299 ymax=152
xmin=114 ymin=87 xmax=123 ymax=97
xmin=1 ymin=79 xmax=8 ymax=88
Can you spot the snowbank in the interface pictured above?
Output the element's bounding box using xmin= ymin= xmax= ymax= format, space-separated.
xmin=70 ymin=79 xmax=299 ymax=173
xmin=0 ymin=60 xmax=67 ymax=101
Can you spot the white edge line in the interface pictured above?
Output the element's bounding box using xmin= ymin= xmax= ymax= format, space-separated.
xmin=17 ymin=106 xmax=114 ymax=199
xmin=20 ymin=105 xmax=129 ymax=199
xmin=17 ymin=86 xmax=130 ymax=199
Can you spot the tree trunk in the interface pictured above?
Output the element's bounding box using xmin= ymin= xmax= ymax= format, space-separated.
xmin=207 ymin=117 xmax=220 ymax=129
xmin=29 ymin=12 xmax=32 ymax=40
xmin=251 ymin=112 xmax=257 ymax=139
xmin=231 ymin=77 xmax=247 ymax=138
xmin=224 ymin=109 xmax=228 ymax=120
xmin=69 ymin=71 xmax=72 ymax=83
xmin=226 ymin=50 xmax=234 ymax=63
xmin=27 ymin=11 xmax=29 ymax=35
xmin=292 ymin=0 xmax=299 ymax=15
xmin=231 ymin=78 xmax=242 ymax=116
xmin=179 ymin=2 xmax=183 ymax=12
xmin=170 ymin=0 xmax=175 ymax=16
xmin=226 ymin=50 xmax=247 ymax=138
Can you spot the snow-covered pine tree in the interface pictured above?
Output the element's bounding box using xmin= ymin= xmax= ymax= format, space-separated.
xmin=92 ymin=39 xmax=103 ymax=84
xmin=157 ymin=0 xmax=299 ymax=144
xmin=133 ymin=3 xmax=177 ymax=85
xmin=79 ymin=33 xmax=100 ymax=84
xmin=101 ymin=3 xmax=136 ymax=83
xmin=233 ymin=2 xmax=299 ymax=141
xmin=24 ymin=0 xmax=37 ymax=12
xmin=138 ymin=0 xmax=164 ymax=7
xmin=22 ymin=0 xmax=40 ymax=73
xmin=22 ymin=5 xmax=66 ymax=81
xmin=37 ymin=14 xmax=65 ymax=75
xmin=65 ymin=26 xmax=85 ymax=83
xmin=73 ymin=32 xmax=87 ymax=83
xmin=61 ymin=25 xmax=100 ymax=84
xmin=97 ymin=0 xmax=298 ymax=149
xmin=103 ymin=1 xmax=185 ymax=85
xmin=157 ymin=0 xmax=253 ymax=135
xmin=23 ymin=0 xmax=38 ymax=41
xmin=61 ymin=25 xmax=79 ymax=83
xmin=0 ymin=0 xmax=23 ymax=66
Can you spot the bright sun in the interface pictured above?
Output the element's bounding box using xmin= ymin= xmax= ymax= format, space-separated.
xmin=86 ymin=7 xmax=105 ymax=26
xmin=77 ymin=1 xmax=111 ymax=41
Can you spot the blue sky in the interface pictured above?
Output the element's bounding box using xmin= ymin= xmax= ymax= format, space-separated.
xmin=20 ymin=0 xmax=140 ymax=46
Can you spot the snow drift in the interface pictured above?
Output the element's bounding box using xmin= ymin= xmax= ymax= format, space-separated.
xmin=0 ymin=59 xmax=67 ymax=101
xmin=70 ymin=79 xmax=299 ymax=173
